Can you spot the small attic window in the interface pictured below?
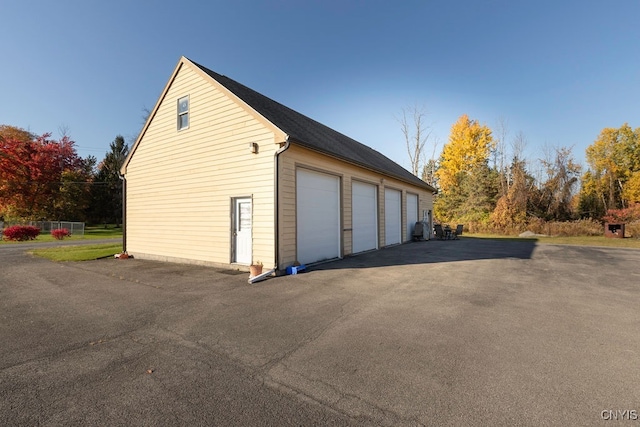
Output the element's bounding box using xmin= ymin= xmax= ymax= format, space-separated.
xmin=177 ymin=96 xmax=189 ymax=130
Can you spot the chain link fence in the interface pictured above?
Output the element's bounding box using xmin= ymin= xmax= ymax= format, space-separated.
xmin=1 ymin=221 xmax=85 ymax=236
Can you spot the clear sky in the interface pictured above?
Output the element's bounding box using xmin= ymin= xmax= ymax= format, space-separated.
xmin=1 ymin=0 xmax=638 ymax=173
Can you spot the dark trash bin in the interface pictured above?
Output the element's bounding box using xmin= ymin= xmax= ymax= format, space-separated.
xmin=605 ymin=223 xmax=625 ymax=238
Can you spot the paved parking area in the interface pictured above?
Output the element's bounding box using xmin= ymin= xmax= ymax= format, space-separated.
xmin=1 ymin=238 xmax=640 ymax=425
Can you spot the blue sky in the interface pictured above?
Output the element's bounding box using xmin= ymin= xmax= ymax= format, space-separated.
xmin=1 ymin=1 xmax=638 ymax=173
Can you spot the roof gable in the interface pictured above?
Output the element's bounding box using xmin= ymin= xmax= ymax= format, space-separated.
xmin=121 ymin=57 xmax=287 ymax=175
xmin=189 ymin=59 xmax=434 ymax=191
xmin=124 ymin=56 xmax=435 ymax=192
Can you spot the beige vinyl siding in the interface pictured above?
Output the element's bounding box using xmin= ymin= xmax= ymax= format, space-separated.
xmin=278 ymin=144 xmax=434 ymax=268
xmin=125 ymin=63 xmax=277 ymax=268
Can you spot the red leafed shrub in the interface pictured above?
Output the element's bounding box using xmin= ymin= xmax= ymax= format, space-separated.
xmin=2 ymin=225 xmax=41 ymax=241
xmin=51 ymin=228 xmax=71 ymax=240
xmin=603 ymin=204 xmax=640 ymax=224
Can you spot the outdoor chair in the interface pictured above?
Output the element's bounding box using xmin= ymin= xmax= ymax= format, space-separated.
xmin=452 ymin=224 xmax=463 ymax=240
xmin=412 ymin=221 xmax=425 ymax=241
xmin=434 ymin=224 xmax=446 ymax=240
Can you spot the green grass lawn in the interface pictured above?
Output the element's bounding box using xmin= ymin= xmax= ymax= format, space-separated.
xmin=11 ymin=225 xmax=640 ymax=263
xmin=84 ymin=225 xmax=124 ymax=238
xmin=466 ymin=233 xmax=640 ymax=249
xmin=1 ymin=225 xmax=122 ymax=244
xmin=30 ymin=243 xmax=123 ymax=262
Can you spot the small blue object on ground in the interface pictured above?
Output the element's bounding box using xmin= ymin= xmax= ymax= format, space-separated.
xmin=286 ymin=265 xmax=306 ymax=275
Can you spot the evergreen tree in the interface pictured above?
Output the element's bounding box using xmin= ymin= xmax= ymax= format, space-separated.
xmin=434 ymin=114 xmax=494 ymax=222
xmin=89 ymin=136 xmax=129 ymax=225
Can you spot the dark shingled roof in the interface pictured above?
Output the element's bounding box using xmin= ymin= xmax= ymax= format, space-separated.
xmin=190 ymin=59 xmax=434 ymax=191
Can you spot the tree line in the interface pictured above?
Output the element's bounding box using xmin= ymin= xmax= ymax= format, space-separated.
xmin=3 ymin=113 xmax=638 ymax=232
xmin=0 ymin=125 xmax=129 ymax=225
xmin=402 ymin=111 xmax=640 ymax=231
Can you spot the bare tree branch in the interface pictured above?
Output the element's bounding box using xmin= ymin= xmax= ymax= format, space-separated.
xmin=397 ymin=105 xmax=433 ymax=176
xmin=57 ymin=124 xmax=71 ymax=139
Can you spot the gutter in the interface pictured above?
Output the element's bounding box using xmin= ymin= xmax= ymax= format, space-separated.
xmin=273 ymin=137 xmax=291 ymax=272
xmin=118 ymin=172 xmax=126 ymax=253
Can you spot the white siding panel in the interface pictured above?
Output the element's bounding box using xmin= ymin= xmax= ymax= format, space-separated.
xmin=125 ymin=64 xmax=277 ymax=267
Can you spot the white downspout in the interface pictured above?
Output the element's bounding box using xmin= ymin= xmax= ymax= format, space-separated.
xmin=273 ymin=137 xmax=291 ymax=272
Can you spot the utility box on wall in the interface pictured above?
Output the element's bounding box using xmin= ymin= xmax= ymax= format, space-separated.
xmin=605 ymin=223 xmax=625 ymax=238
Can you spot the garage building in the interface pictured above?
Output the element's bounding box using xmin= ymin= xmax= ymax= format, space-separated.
xmin=120 ymin=57 xmax=436 ymax=270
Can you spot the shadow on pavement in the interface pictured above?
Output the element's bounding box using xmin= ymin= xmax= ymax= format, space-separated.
xmin=310 ymin=237 xmax=537 ymax=271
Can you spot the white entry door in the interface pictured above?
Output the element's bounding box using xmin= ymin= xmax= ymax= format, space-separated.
xmin=233 ymin=198 xmax=252 ymax=264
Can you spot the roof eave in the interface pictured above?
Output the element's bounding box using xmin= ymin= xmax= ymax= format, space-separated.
xmin=120 ymin=56 xmax=188 ymax=175
xmin=185 ymin=58 xmax=288 ymax=143
xmin=288 ymin=138 xmax=436 ymax=192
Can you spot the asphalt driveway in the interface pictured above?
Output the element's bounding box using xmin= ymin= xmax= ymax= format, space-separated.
xmin=1 ymin=238 xmax=639 ymax=426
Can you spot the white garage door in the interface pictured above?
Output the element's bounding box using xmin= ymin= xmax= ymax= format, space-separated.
xmin=352 ymin=181 xmax=378 ymax=253
xmin=385 ymin=188 xmax=401 ymax=246
xmin=406 ymin=193 xmax=418 ymax=242
xmin=297 ymin=169 xmax=340 ymax=264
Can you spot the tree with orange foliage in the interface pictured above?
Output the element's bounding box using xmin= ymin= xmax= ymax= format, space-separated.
xmin=0 ymin=125 xmax=90 ymax=220
xmin=582 ymin=124 xmax=640 ymax=212
xmin=436 ymin=114 xmax=494 ymax=193
xmin=434 ymin=115 xmax=495 ymax=222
